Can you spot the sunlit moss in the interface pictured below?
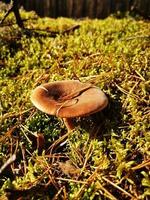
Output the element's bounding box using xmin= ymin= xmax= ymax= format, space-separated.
xmin=0 ymin=8 xmax=149 ymax=199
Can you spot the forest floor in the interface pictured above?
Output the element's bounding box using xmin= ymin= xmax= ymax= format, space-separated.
xmin=0 ymin=6 xmax=150 ymax=200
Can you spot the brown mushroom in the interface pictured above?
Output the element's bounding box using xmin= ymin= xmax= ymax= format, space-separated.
xmin=30 ymin=80 xmax=108 ymax=132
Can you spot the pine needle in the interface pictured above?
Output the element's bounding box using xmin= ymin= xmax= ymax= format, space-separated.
xmin=102 ymin=177 xmax=135 ymax=199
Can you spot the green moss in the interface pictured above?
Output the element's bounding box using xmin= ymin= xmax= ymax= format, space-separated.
xmin=0 ymin=8 xmax=150 ymax=199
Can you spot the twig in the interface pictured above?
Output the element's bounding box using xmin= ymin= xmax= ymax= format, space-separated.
xmin=20 ymin=143 xmax=27 ymax=174
xmin=68 ymin=143 xmax=84 ymax=165
xmin=0 ymin=0 xmax=24 ymax=28
xmin=20 ymin=127 xmax=32 ymax=144
xmin=115 ymin=83 xmax=139 ymax=99
xmin=22 ymin=28 xmax=59 ymax=37
xmin=20 ymin=124 xmax=38 ymax=137
xmin=47 ymin=131 xmax=71 ymax=155
xmin=102 ymin=177 xmax=135 ymax=199
xmin=0 ymin=154 xmax=16 ymax=174
xmin=56 ymin=177 xmax=87 ymax=184
xmin=23 ymin=24 xmax=80 ymax=38
xmin=131 ymin=159 xmax=150 ymax=170
xmin=122 ymin=81 xmax=139 ymax=108
xmin=96 ymin=181 xmax=117 ymax=200
xmin=62 ymin=24 xmax=80 ymax=34
xmin=1 ymin=108 xmax=33 ymax=122
xmin=79 ymin=142 xmax=93 ymax=176
xmin=0 ymin=125 xmax=17 ymax=143
xmin=52 ymin=186 xmax=66 ymax=200
xmin=0 ymin=4 xmax=13 ymax=24
xmin=39 ymin=154 xmax=67 ymax=159
xmin=29 ymin=24 xmax=80 ymax=35
xmin=135 ymin=70 xmax=145 ymax=81
xmin=74 ymin=165 xmax=102 ymax=199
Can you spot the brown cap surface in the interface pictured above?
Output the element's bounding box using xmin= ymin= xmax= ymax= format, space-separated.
xmin=30 ymin=80 xmax=108 ymax=118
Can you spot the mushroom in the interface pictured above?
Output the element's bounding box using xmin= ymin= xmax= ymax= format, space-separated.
xmin=30 ymin=80 xmax=108 ymax=132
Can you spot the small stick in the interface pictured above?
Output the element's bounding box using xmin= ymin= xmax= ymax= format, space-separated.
xmin=53 ymin=186 xmax=66 ymax=200
xmin=46 ymin=131 xmax=71 ymax=155
xmin=75 ymin=165 xmax=101 ymax=198
xmin=115 ymin=83 xmax=139 ymax=99
xmin=131 ymin=159 xmax=150 ymax=170
xmin=1 ymin=108 xmax=33 ymax=122
xmin=20 ymin=143 xmax=27 ymax=174
xmin=96 ymin=181 xmax=118 ymax=200
xmin=102 ymin=177 xmax=135 ymax=199
xmin=79 ymin=142 xmax=93 ymax=176
xmin=122 ymin=81 xmax=139 ymax=108
xmin=0 ymin=5 xmax=13 ymax=24
xmin=0 ymin=154 xmax=16 ymax=174
xmin=62 ymin=24 xmax=80 ymax=34
xmin=56 ymin=177 xmax=87 ymax=184
xmin=135 ymin=70 xmax=145 ymax=81
xmin=0 ymin=0 xmax=24 ymax=28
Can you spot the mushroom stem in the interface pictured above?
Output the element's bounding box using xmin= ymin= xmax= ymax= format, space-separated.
xmin=63 ymin=118 xmax=75 ymax=132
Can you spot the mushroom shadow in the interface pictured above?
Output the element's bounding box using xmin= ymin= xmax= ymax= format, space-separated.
xmin=80 ymin=94 xmax=124 ymax=141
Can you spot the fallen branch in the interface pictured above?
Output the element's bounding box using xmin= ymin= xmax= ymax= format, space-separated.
xmin=0 ymin=1 xmax=80 ymax=38
xmin=62 ymin=24 xmax=80 ymax=34
xmin=0 ymin=4 xmax=13 ymax=24
xmin=0 ymin=0 xmax=24 ymax=28
xmin=22 ymin=24 xmax=80 ymax=38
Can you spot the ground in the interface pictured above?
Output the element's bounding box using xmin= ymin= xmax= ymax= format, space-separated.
xmin=0 ymin=6 xmax=150 ymax=200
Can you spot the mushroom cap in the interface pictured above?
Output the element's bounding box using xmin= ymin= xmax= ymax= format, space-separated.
xmin=30 ymin=80 xmax=108 ymax=118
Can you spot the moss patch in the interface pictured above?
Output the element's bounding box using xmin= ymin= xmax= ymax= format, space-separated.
xmin=0 ymin=8 xmax=150 ymax=200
